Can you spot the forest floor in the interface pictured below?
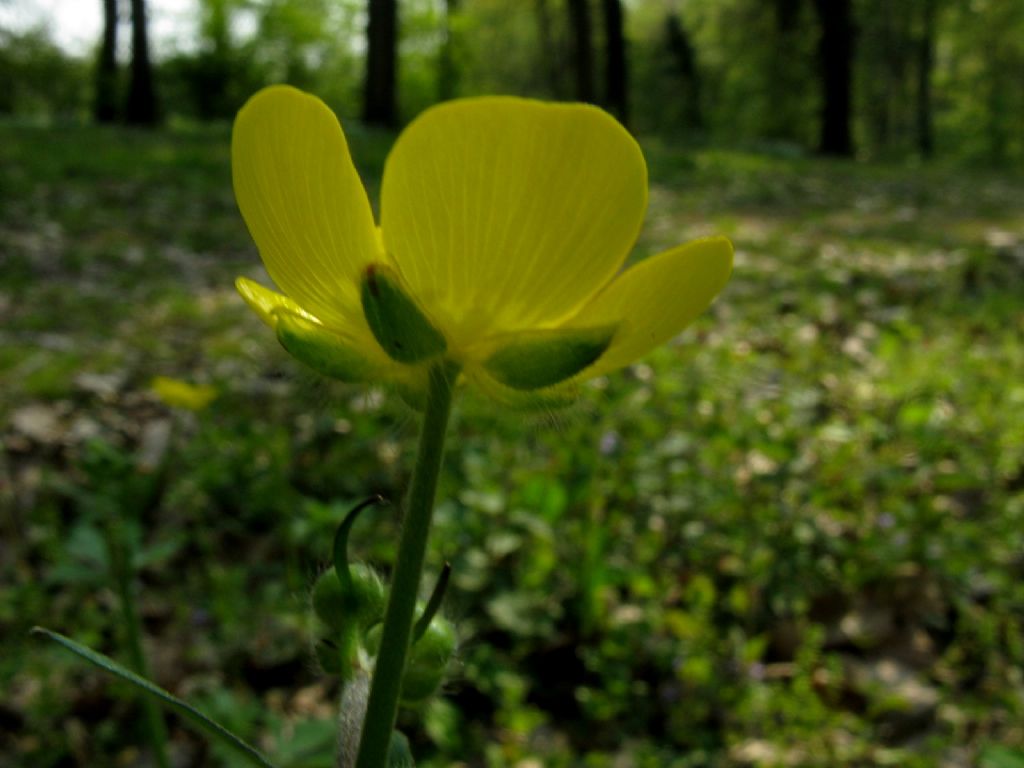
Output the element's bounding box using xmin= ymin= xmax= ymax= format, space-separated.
xmin=2 ymin=121 xmax=1024 ymax=768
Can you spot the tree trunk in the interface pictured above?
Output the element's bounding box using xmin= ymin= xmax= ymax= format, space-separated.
xmin=437 ymin=0 xmax=459 ymax=101
xmin=871 ymin=0 xmax=894 ymax=150
xmin=125 ymin=0 xmax=158 ymax=125
xmin=665 ymin=12 xmax=702 ymax=129
xmin=566 ymin=0 xmax=594 ymax=102
xmin=363 ymin=0 xmax=398 ymax=127
xmin=813 ymin=0 xmax=854 ymax=155
xmin=915 ymin=0 xmax=936 ymax=158
xmin=95 ymin=0 xmax=119 ymax=123
xmin=535 ymin=0 xmax=567 ymax=98
xmin=600 ymin=0 xmax=628 ymax=123
xmin=774 ymin=0 xmax=801 ymax=31
xmin=766 ymin=0 xmax=804 ymax=142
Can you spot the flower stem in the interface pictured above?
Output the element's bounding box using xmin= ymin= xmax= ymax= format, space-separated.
xmin=354 ymin=363 xmax=456 ymax=768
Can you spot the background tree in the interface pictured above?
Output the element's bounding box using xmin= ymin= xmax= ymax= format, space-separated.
xmin=438 ymin=0 xmax=460 ymax=101
xmin=916 ymin=0 xmax=937 ymax=157
xmin=600 ymin=0 xmax=627 ymax=123
xmin=566 ymin=0 xmax=594 ymax=102
xmin=534 ymin=0 xmax=568 ymax=98
xmin=94 ymin=0 xmax=119 ymax=123
xmin=953 ymin=0 xmax=1024 ymax=163
xmin=664 ymin=11 xmax=702 ymax=131
xmin=125 ymin=0 xmax=158 ymax=125
xmin=2 ymin=0 xmax=1024 ymax=165
xmin=190 ymin=0 xmax=233 ymax=119
xmin=764 ymin=0 xmax=812 ymax=143
xmin=363 ymin=0 xmax=398 ymax=126
xmin=813 ymin=0 xmax=854 ymax=155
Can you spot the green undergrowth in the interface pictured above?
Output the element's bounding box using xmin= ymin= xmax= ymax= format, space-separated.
xmin=1 ymin=121 xmax=1023 ymax=767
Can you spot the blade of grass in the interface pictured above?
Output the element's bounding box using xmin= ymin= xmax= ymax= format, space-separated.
xmin=31 ymin=627 xmax=279 ymax=768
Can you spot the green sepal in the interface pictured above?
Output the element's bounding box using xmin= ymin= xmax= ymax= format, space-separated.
xmin=361 ymin=264 xmax=447 ymax=364
xmin=274 ymin=309 xmax=375 ymax=381
xmin=482 ymin=325 xmax=616 ymax=390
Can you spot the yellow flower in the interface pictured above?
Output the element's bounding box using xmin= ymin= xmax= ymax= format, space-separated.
xmin=232 ymin=86 xmax=732 ymax=402
xmin=151 ymin=376 xmax=218 ymax=411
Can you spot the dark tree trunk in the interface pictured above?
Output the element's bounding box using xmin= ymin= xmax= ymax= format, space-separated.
xmin=774 ymin=0 xmax=802 ymax=30
xmin=813 ymin=0 xmax=854 ymax=155
xmin=916 ymin=0 xmax=936 ymax=157
xmin=566 ymin=0 xmax=594 ymax=102
xmin=438 ymin=0 xmax=459 ymax=101
xmin=125 ymin=0 xmax=158 ymax=125
xmin=600 ymin=0 xmax=628 ymax=124
xmin=871 ymin=1 xmax=894 ymax=149
xmin=665 ymin=12 xmax=702 ymax=129
xmin=363 ymin=0 xmax=398 ymax=127
xmin=535 ymin=0 xmax=567 ymax=98
xmin=766 ymin=0 xmax=804 ymax=141
xmin=95 ymin=0 xmax=119 ymax=123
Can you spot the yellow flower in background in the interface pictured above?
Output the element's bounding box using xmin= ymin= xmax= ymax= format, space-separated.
xmin=232 ymin=85 xmax=732 ymax=401
xmin=151 ymin=376 xmax=218 ymax=411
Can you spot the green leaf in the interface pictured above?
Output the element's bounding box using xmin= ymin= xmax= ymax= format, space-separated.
xmin=361 ymin=264 xmax=447 ymax=364
xmin=31 ymin=627 xmax=279 ymax=768
xmin=272 ymin=718 xmax=337 ymax=768
xmin=483 ymin=325 xmax=615 ymax=390
xmin=981 ymin=745 xmax=1024 ymax=768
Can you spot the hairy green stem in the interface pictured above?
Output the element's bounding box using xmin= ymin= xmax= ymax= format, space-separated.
xmin=109 ymin=527 xmax=171 ymax=768
xmin=354 ymin=363 xmax=456 ymax=768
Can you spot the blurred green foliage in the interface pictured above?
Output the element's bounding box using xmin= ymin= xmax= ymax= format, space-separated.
xmin=1 ymin=113 xmax=1023 ymax=765
xmin=2 ymin=0 xmax=1024 ymax=162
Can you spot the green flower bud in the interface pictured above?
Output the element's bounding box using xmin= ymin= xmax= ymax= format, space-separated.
xmin=401 ymin=619 xmax=456 ymax=704
xmin=312 ymin=564 xmax=387 ymax=634
xmin=388 ymin=731 xmax=415 ymax=767
xmin=365 ymin=616 xmax=456 ymax=705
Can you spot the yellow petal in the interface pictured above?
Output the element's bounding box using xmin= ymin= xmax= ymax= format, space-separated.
xmin=232 ymin=85 xmax=381 ymax=327
xmin=235 ymin=276 xmax=315 ymax=328
xmin=567 ymin=236 xmax=733 ymax=376
xmin=381 ymin=97 xmax=647 ymax=349
xmin=151 ymin=376 xmax=218 ymax=411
